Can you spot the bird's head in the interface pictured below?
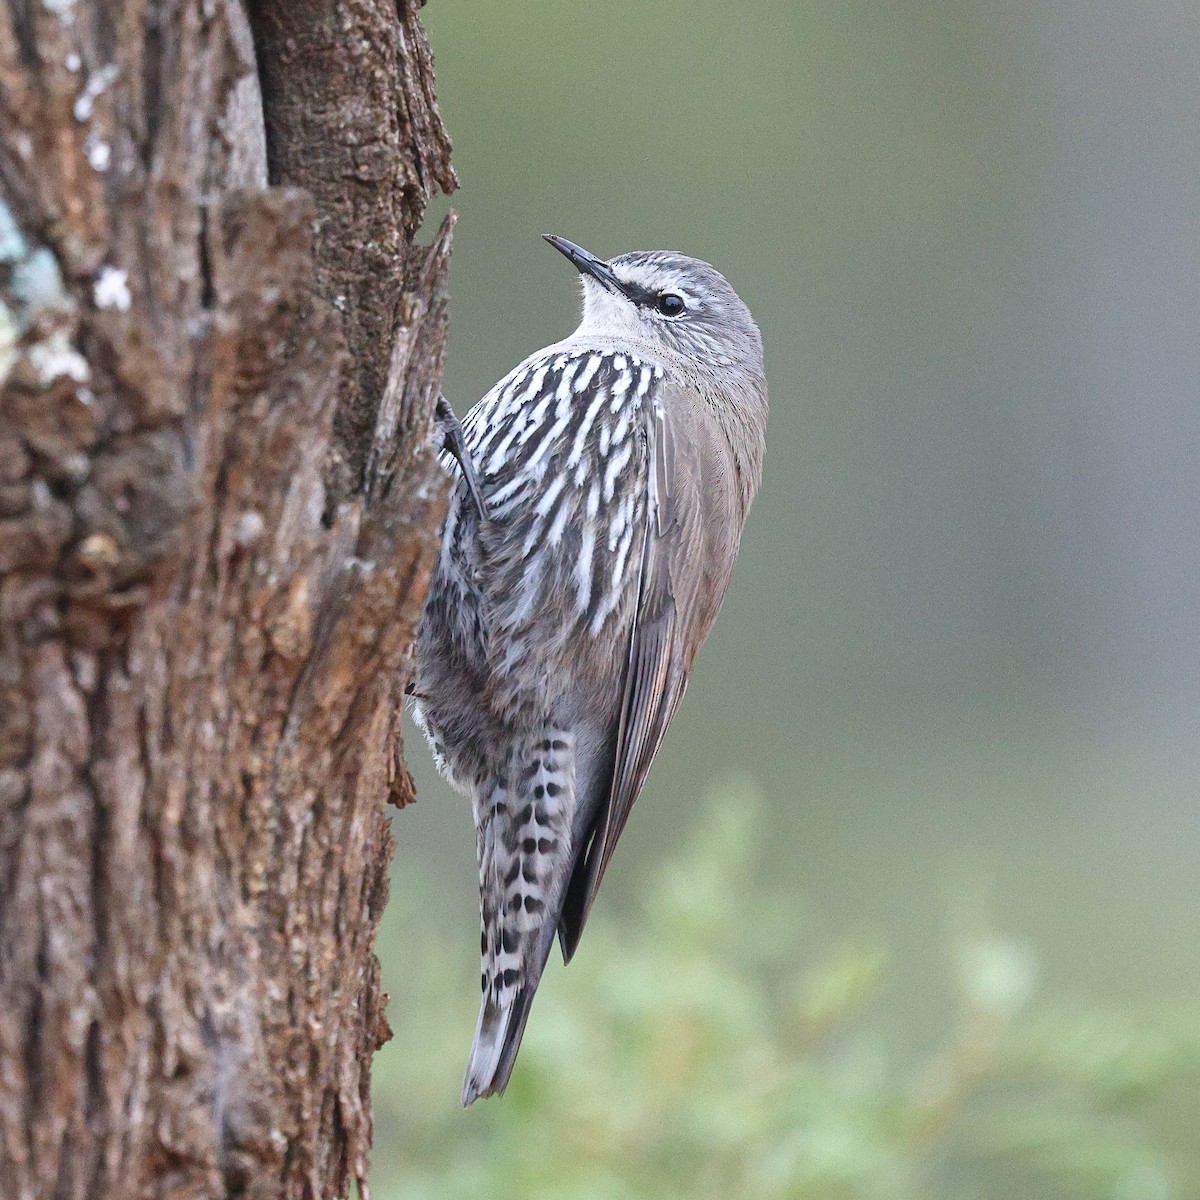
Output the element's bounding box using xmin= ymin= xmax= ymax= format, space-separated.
xmin=544 ymin=235 xmax=764 ymax=386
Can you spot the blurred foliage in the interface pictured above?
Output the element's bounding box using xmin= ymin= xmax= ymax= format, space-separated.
xmin=373 ymin=785 xmax=1198 ymax=1199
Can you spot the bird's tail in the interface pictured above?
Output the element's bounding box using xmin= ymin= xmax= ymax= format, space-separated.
xmin=463 ymin=732 xmax=577 ymax=1105
xmin=461 ymin=943 xmax=551 ymax=1104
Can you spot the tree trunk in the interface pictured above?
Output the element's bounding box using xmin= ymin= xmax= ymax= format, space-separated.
xmin=0 ymin=2 xmax=455 ymax=1197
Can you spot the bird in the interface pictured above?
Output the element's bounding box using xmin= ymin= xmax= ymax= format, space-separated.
xmin=412 ymin=235 xmax=767 ymax=1105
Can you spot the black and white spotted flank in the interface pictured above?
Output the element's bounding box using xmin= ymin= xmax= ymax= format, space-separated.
xmin=412 ymin=236 xmax=768 ymax=1104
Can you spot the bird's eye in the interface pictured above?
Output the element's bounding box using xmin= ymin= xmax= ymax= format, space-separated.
xmin=656 ymin=292 xmax=686 ymax=317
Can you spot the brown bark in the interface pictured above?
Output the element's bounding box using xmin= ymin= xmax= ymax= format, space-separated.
xmin=0 ymin=2 xmax=455 ymax=1198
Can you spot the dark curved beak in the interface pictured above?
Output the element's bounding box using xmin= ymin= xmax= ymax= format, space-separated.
xmin=543 ymin=234 xmax=628 ymax=296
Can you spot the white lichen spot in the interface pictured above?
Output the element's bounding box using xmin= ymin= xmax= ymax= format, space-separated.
xmin=67 ymin=1004 xmax=91 ymax=1047
xmin=93 ymin=266 xmax=131 ymax=312
xmin=59 ymin=452 xmax=89 ymax=482
xmin=65 ymin=52 xmax=82 ymax=73
xmin=85 ymin=135 xmax=110 ymax=171
xmin=76 ymin=532 xmax=120 ymax=571
xmin=0 ymin=298 xmax=19 ymax=387
xmin=233 ymin=510 xmax=265 ymax=548
xmin=28 ymin=329 xmax=90 ymax=385
xmin=0 ymin=201 xmax=27 ymax=264
xmin=73 ymin=63 xmax=118 ymax=122
xmin=71 ymin=649 xmax=98 ymax=692
xmin=43 ymin=0 xmax=76 ymax=18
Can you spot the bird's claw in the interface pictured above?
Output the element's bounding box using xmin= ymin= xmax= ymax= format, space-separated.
xmin=435 ymin=394 xmax=488 ymax=522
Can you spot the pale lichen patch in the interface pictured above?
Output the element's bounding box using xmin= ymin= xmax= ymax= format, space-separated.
xmin=28 ymin=330 xmax=90 ymax=385
xmin=93 ymin=266 xmax=132 ymax=312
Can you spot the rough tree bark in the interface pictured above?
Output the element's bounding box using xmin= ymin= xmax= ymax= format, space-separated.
xmin=0 ymin=2 xmax=456 ymax=1197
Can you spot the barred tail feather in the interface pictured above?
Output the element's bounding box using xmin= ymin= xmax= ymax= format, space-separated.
xmin=465 ymin=731 xmax=577 ymax=1105
xmin=463 ymin=907 xmax=560 ymax=1104
xmin=461 ymin=960 xmax=542 ymax=1104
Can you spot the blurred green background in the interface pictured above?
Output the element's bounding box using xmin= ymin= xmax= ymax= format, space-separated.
xmin=375 ymin=2 xmax=1200 ymax=1196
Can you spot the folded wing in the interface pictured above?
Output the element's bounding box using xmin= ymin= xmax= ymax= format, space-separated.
xmin=558 ymin=383 xmax=740 ymax=960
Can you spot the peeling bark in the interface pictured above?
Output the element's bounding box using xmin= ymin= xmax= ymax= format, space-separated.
xmin=0 ymin=2 xmax=455 ymax=1197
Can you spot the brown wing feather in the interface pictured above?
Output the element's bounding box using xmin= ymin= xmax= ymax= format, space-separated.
xmin=558 ymin=394 xmax=710 ymax=960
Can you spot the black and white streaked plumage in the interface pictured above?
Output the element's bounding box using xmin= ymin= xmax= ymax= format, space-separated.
xmin=412 ymin=236 xmax=767 ymax=1104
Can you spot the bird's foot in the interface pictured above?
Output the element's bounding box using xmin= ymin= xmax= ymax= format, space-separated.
xmin=435 ymin=394 xmax=488 ymax=521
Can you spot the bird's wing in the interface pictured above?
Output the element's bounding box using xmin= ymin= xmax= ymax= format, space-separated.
xmin=559 ymin=383 xmax=734 ymax=959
